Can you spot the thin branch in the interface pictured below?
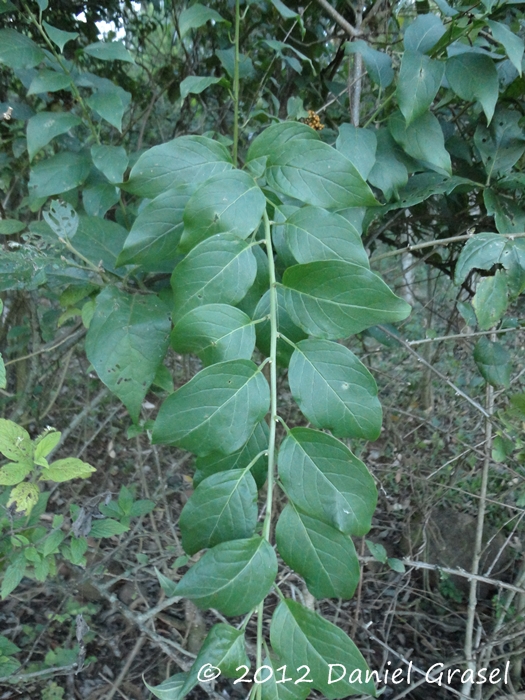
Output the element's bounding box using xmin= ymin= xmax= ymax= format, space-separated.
xmin=314 ymin=0 xmax=360 ymax=37
xmin=407 ymin=326 xmax=522 ymax=346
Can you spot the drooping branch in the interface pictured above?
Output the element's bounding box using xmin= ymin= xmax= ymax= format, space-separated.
xmin=314 ymin=0 xmax=361 ymax=37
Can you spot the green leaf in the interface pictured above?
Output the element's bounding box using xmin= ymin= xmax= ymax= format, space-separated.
xmin=84 ymin=40 xmax=135 ymax=63
xmin=282 ymin=261 xmax=411 ymax=339
xmin=0 ymin=419 xmax=33 ymax=462
xmin=70 ymin=536 xmax=88 ymax=565
xmin=0 ymin=461 xmax=33 ymax=486
xmin=472 ymin=270 xmax=508 ymax=330
xmin=179 ymin=624 xmax=249 ymax=698
xmin=175 ymin=536 xmax=277 ymax=616
xmin=276 ymin=503 xmax=360 ymax=599
xmin=0 ymin=354 xmax=5 ymax=391
xmin=6 ymin=483 xmax=39 ymax=517
xmin=246 ymin=122 xmax=319 ymax=167
xmin=117 ymin=186 xmax=190 ymax=271
xmin=0 ymin=635 xmax=20 ymax=657
xmin=42 ymin=21 xmax=78 ymax=52
xmin=129 ymin=499 xmax=155 ymax=517
xmin=179 ymin=469 xmax=258 ymax=555
xmin=125 ymin=135 xmax=233 ymax=199
xmin=454 ymin=232 xmax=507 ymax=284
xmin=1 ymin=555 xmax=26 ymax=599
xmin=179 ymin=3 xmax=227 ymax=37
xmin=144 ymin=673 xmax=187 ymax=700
xmin=86 ymin=287 xmax=171 ymax=422
xmin=288 ymin=339 xmax=382 ymax=440
xmin=180 ymin=75 xmax=222 ymax=99
xmin=42 ymin=529 xmax=65 ymax=558
xmin=91 ymin=144 xmax=129 ymax=183
xmin=27 ymin=69 xmax=71 ymax=94
xmin=270 ymin=0 xmax=301 ymax=20
xmin=366 ymin=539 xmax=387 ymax=563
xmin=83 ymin=183 xmax=120 ymax=218
xmin=89 ymin=518 xmax=129 ymax=538
xmin=388 ymin=557 xmax=406 ymax=573
xmin=389 ymin=111 xmax=451 ymax=175
xmin=155 ymin=567 xmax=178 ymax=597
xmin=86 ymin=87 xmax=131 ymax=132
xmin=0 ymin=29 xmax=45 ymax=69
xmin=473 ymin=337 xmax=511 ymax=388
xmin=254 ymin=286 xmax=308 ymax=367
xmin=261 ymin=654 xmax=310 ymax=700
xmin=171 ymin=234 xmax=257 ymax=323
xmin=34 ymin=428 xmax=61 ymax=464
xmin=0 ymin=656 xmax=21 ymax=679
xmin=152 ymin=359 xmax=269 ymax=455
xmin=43 ymin=200 xmax=78 ymax=239
xmin=270 ymin=599 xmax=375 ymax=698
xmin=278 ymin=428 xmax=377 ymax=536
xmin=474 ymin=108 xmax=525 ymax=179
xmin=346 ymin=40 xmax=393 ymax=88
xmin=282 ymin=206 xmax=368 ymax=266
xmin=26 ymin=112 xmax=81 ymax=162
xmin=404 ymin=14 xmax=445 ymax=53
xmin=216 ymin=48 xmax=254 ymax=79
xmin=0 ymin=219 xmax=25 ymax=234
xmin=194 ymin=421 xmax=269 ymax=489
xmin=335 ymin=124 xmax=376 ymax=180
xmin=40 ymin=458 xmax=95 ymax=482
xmin=29 ymin=152 xmax=91 ymax=199
xmin=484 ymin=190 xmax=525 ymax=235
xmin=446 ymin=54 xmax=498 ymax=124
xmin=265 ymin=139 xmax=378 ymax=209
xmin=74 ymin=216 xmax=129 ymax=275
xmin=179 ymin=170 xmax=265 ymax=252
xmin=171 ymin=304 xmax=256 ymax=366
xmin=488 ymin=20 xmax=523 ymax=75
xmin=368 ymin=129 xmax=408 ymax=201
xmin=397 ymin=52 xmax=444 ymax=125
xmin=387 ymin=173 xmax=475 ymax=210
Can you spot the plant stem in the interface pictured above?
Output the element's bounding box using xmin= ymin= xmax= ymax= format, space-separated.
xmin=255 ymin=209 xmax=278 ymax=700
xmin=233 ymin=0 xmax=241 ymax=166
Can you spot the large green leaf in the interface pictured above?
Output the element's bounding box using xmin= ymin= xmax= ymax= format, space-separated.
xmin=403 ymin=13 xmax=445 ymax=53
xmin=179 ymin=624 xmax=248 ymax=698
xmin=446 ymin=54 xmax=498 ymax=124
xmin=175 ymin=537 xmax=277 ymax=616
xmin=472 ymin=270 xmax=508 ymax=330
xmin=270 ymin=600 xmax=376 ymax=698
xmin=171 ymin=304 xmax=255 ymax=365
xmin=0 ymin=29 xmax=45 ymax=68
xmin=85 ymin=287 xmax=171 ymax=422
xmin=179 ymin=3 xmax=227 ymax=37
xmin=288 ymin=339 xmax=382 ymax=440
xmin=74 ymin=216 xmax=128 ymax=275
xmin=180 ymin=75 xmax=222 ymax=99
xmin=179 ymin=170 xmax=265 ymax=252
xmin=86 ymin=87 xmax=131 ymax=132
xmin=265 ymin=140 xmax=378 ymax=209
xmin=488 ymin=20 xmax=523 ymax=75
xmin=276 ymin=503 xmax=360 ymax=599
xmin=397 ymin=52 xmax=444 ymax=125
xmin=282 ymin=261 xmax=411 ymax=339
xmin=455 ymin=233 xmax=504 ymax=284
xmin=368 ymin=129 xmax=408 ymax=201
xmin=26 ymin=112 xmax=81 ymax=162
xmin=91 ymin=144 xmax=129 ymax=184
xmin=171 ymin=234 xmax=257 ymax=323
xmin=389 ymin=111 xmax=451 ymax=175
xmin=42 ymin=21 xmax=78 ymax=53
xmin=261 ymin=653 xmax=311 ymax=700
xmin=29 ymin=152 xmax=91 ymax=199
xmin=246 ymin=122 xmax=318 ymax=172
xmin=144 ymin=673 xmax=188 ymax=700
xmin=179 ymin=469 xmax=258 ymax=555
xmin=346 ymin=41 xmax=393 ymax=88
xmin=254 ymin=286 xmax=308 ymax=366
xmin=125 ymin=136 xmax=233 ymax=198
xmin=27 ymin=69 xmax=71 ymax=95
xmin=282 ymin=206 xmax=367 ymax=266
xmin=335 ymin=124 xmax=377 ymax=180
xmin=84 ymin=40 xmax=135 ymax=63
xmin=278 ymin=428 xmax=377 ymax=535
xmin=83 ymin=183 xmax=120 ymax=218
xmin=117 ymin=186 xmax=190 ymax=271
xmin=474 ymin=108 xmax=525 ymax=179
xmin=194 ymin=421 xmax=269 ymax=489
xmin=152 ymin=359 xmax=269 ymax=455
xmin=473 ymin=337 xmax=511 ymax=388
